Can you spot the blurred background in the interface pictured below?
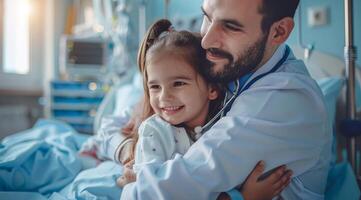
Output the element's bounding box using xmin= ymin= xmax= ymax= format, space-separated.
xmin=0 ymin=0 xmax=360 ymax=138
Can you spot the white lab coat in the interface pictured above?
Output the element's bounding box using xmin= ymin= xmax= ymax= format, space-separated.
xmin=120 ymin=44 xmax=332 ymax=200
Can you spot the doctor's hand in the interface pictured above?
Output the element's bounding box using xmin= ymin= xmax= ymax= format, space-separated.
xmin=241 ymin=161 xmax=292 ymax=200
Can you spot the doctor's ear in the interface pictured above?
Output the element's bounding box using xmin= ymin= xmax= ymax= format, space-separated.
xmin=268 ymin=17 xmax=294 ymax=45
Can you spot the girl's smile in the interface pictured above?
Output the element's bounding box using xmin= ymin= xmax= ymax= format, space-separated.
xmin=146 ymin=53 xmax=218 ymax=129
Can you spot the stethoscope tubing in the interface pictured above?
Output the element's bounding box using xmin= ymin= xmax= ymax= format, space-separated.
xmin=194 ymin=46 xmax=291 ymax=135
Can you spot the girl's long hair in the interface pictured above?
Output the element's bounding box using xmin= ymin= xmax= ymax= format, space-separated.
xmin=125 ymin=19 xmax=224 ymax=163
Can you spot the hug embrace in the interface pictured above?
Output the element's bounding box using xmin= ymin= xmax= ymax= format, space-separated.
xmin=82 ymin=0 xmax=331 ymax=199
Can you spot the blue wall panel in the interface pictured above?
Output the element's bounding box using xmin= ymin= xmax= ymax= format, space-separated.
xmin=288 ymin=0 xmax=361 ymax=66
xmin=147 ymin=0 xmax=361 ymax=65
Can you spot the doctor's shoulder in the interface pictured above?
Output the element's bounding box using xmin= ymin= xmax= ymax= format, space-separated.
xmin=228 ymin=71 xmax=327 ymax=118
xmin=245 ymin=67 xmax=323 ymax=97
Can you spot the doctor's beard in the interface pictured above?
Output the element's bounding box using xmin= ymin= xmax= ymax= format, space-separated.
xmin=202 ymin=33 xmax=268 ymax=84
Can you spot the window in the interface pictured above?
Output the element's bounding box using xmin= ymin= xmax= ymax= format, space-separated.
xmin=3 ymin=0 xmax=31 ymax=74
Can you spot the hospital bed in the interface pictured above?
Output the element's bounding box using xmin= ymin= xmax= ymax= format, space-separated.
xmin=0 ymin=47 xmax=360 ymax=199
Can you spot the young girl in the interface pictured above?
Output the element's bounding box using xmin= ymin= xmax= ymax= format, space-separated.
xmin=117 ymin=19 xmax=291 ymax=200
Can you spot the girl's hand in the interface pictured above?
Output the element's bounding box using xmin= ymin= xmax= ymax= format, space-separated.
xmin=241 ymin=161 xmax=292 ymax=200
xmin=121 ymin=117 xmax=136 ymax=136
xmin=118 ymin=141 xmax=134 ymax=165
xmin=117 ymin=160 xmax=136 ymax=187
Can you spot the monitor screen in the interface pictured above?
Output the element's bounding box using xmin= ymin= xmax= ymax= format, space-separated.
xmin=59 ymin=36 xmax=113 ymax=81
xmin=67 ymin=41 xmax=105 ymax=66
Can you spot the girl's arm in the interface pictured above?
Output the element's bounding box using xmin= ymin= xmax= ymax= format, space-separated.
xmin=218 ymin=161 xmax=292 ymax=200
xmin=132 ymin=116 xmax=177 ymax=169
xmin=117 ymin=116 xmax=178 ymax=187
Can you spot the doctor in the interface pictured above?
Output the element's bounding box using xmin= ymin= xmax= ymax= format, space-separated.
xmin=120 ymin=0 xmax=332 ymax=199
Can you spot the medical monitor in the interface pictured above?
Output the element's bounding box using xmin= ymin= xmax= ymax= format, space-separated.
xmin=59 ymin=35 xmax=113 ymax=81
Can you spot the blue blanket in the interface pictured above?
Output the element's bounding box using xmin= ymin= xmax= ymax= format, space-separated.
xmin=0 ymin=120 xmax=122 ymax=200
xmin=1 ymin=117 xmax=360 ymax=199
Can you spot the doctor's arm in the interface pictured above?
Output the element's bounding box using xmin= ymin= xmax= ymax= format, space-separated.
xmin=121 ymin=87 xmax=327 ymax=199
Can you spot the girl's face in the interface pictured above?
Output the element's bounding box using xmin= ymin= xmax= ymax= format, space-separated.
xmin=146 ymin=54 xmax=218 ymax=129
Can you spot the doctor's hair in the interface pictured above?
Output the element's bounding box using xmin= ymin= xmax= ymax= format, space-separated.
xmin=124 ymin=19 xmax=224 ymax=162
xmin=259 ymin=0 xmax=300 ymax=33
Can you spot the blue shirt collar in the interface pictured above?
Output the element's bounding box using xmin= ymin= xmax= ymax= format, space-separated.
xmin=227 ymin=73 xmax=253 ymax=93
xmin=226 ymin=44 xmax=288 ymax=93
xmin=248 ymin=44 xmax=287 ymax=81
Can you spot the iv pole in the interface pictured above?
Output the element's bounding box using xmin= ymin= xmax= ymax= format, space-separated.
xmin=344 ymin=0 xmax=358 ymax=177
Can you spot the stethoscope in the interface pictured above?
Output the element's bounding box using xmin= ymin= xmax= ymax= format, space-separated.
xmin=194 ymin=45 xmax=291 ymax=137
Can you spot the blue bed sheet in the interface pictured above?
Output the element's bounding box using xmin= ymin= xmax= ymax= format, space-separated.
xmin=51 ymin=161 xmax=122 ymax=200
xmin=0 ymin=119 xmax=122 ymax=200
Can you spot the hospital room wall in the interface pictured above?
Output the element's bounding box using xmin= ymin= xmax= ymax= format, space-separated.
xmin=146 ymin=0 xmax=203 ymax=27
xmin=287 ymin=0 xmax=361 ymax=67
xmin=49 ymin=0 xmax=74 ymax=79
xmin=147 ymin=0 xmax=361 ymax=67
